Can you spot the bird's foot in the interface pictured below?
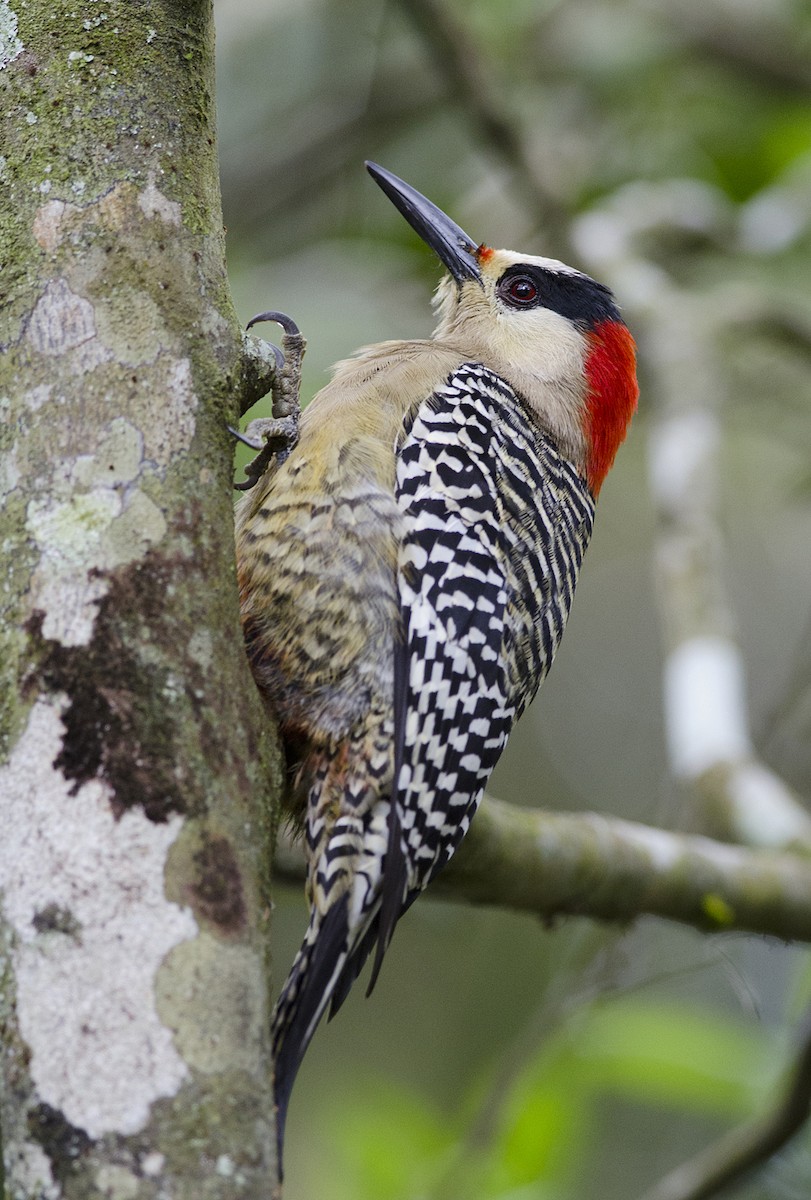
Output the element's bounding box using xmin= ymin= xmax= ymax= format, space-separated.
xmin=230 ymin=414 xmax=300 ymax=491
xmin=233 ymin=311 xmax=307 ymax=491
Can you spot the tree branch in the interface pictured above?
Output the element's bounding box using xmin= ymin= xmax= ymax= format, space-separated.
xmin=572 ymin=191 xmax=811 ymax=856
xmin=277 ymin=795 xmax=811 ymax=944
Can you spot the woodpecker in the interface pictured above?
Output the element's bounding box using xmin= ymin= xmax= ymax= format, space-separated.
xmin=235 ymin=162 xmax=638 ymax=1172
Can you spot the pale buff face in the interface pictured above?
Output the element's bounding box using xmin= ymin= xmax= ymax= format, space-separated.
xmin=431 ymin=250 xmax=592 ymax=469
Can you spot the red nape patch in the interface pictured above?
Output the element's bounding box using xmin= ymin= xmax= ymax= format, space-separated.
xmin=476 ymin=244 xmax=494 ymax=263
xmin=583 ymin=320 xmax=639 ymax=497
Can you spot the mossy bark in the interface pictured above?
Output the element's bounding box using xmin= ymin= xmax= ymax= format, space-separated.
xmin=0 ymin=2 xmax=282 ymax=1196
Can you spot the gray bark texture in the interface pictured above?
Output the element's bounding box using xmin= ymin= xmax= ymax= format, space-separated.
xmin=0 ymin=2 xmax=283 ymax=1196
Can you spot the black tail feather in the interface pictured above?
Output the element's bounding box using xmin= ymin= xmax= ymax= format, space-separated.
xmin=272 ymin=894 xmax=351 ymax=1178
xmin=328 ymin=916 xmax=380 ymax=1020
xmin=367 ymin=803 xmax=408 ymax=996
xmin=272 ymin=792 xmax=417 ymax=1173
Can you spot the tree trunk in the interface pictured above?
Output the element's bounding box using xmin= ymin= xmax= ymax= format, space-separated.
xmin=0 ymin=2 xmax=282 ymax=1195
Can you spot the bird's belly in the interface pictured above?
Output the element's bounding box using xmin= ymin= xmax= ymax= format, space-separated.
xmin=237 ymin=477 xmax=403 ymax=781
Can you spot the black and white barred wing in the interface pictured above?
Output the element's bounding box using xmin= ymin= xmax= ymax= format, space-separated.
xmin=382 ymin=364 xmax=595 ymax=933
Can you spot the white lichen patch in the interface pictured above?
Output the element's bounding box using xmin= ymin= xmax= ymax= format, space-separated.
xmin=102 ymin=488 xmax=167 ymax=567
xmin=0 ymin=3 xmax=23 ymax=69
xmin=5 ymin=1139 xmax=61 ymax=1200
xmin=26 ymin=475 xmax=167 ymax=646
xmin=27 ymin=488 xmax=123 ymax=566
xmin=156 ymin=933 xmax=264 ymax=1076
xmin=25 ymin=382 xmax=52 ymax=410
xmin=0 ymin=436 xmax=20 ymax=493
xmin=27 ymin=568 xmax=108 ymax=647
xmin=26 ymin=278 xmax=113 ymax=374
xmin=187 ymin=627 xmax=214 ymax=672
xmin=0 ymin=699 xmax=198 ymax=1139
xmin=70 ymin=417 xmax=145 ymax=491
xmin=94 ymin=285 xmax=164 ymax=367
xmin=138 ymin=179 xmax=181 ymax=227
xmin=26 ymin=488 xmax=121 ymax=645
xmin=200 ymin=303 xmax=231 ymax=346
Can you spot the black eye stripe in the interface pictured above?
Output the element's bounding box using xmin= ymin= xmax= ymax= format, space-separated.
xmin=496 ymin=264 xmax=622 ymax=328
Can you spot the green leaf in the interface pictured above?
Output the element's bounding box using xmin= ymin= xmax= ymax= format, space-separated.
xmin=569 ymin=1000 xmax=778 ymax=1116
xmin=333 ymin=1083 xmax=453 ymax=1200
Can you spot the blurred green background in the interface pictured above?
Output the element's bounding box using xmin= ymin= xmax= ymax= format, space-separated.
xmin=215 ymin=1 xmax=811 ymax=1195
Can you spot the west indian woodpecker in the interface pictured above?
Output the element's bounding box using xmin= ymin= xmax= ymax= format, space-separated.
xmin=234 ymin=162 xmax=639 ymax=1175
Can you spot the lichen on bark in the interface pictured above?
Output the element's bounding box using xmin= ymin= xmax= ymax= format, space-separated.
xmin=0 ymin=1 xmax=283 ymax=1196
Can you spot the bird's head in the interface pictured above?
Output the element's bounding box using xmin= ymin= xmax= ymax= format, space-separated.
xmin=366 ymin=162 xmax=638 ymax=496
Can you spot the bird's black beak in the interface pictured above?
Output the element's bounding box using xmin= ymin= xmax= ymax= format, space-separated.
xmin=365 ymin=162 xmax=482 ymax=286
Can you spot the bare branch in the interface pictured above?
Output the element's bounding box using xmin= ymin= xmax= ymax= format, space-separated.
xmin=277 ymin=796 xmax=811 ymax=944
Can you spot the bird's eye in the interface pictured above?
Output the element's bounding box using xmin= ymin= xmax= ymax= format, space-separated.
xmin=504 ymin=276 xmax=539 ymax=306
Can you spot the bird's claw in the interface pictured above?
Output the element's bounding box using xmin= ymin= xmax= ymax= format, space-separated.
xmin=266 ymin=341 xmax=286 ymax=373
xmin=227 ymin=424 xmax=264 ymax=451
xmin=235 ymin=310 xmax=306 ymax=491
xmin=232 ymin=415 xmax=300 ymax=491
xmin=246 ymin=310 xmax=301 ymax=338
xmin=247 ymin=310 xmax=306 ymax=421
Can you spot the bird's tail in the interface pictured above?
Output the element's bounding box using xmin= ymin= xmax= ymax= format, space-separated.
xmin=272 ymin=896 xmax=348 ymax=1175
xmin=272 ymin=800 xmax=403 ymax=1176
xmin=272 ymin=892 xmax=386 ymax=1177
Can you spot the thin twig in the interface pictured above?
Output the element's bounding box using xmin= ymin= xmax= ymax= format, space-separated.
xmin=651 ymin=1 xmax=811 ymax=95
xmin=395 ymin=0 xmax=572 ymax=252
xmin=638 ymin=1005 xmax=811 ymax=1200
